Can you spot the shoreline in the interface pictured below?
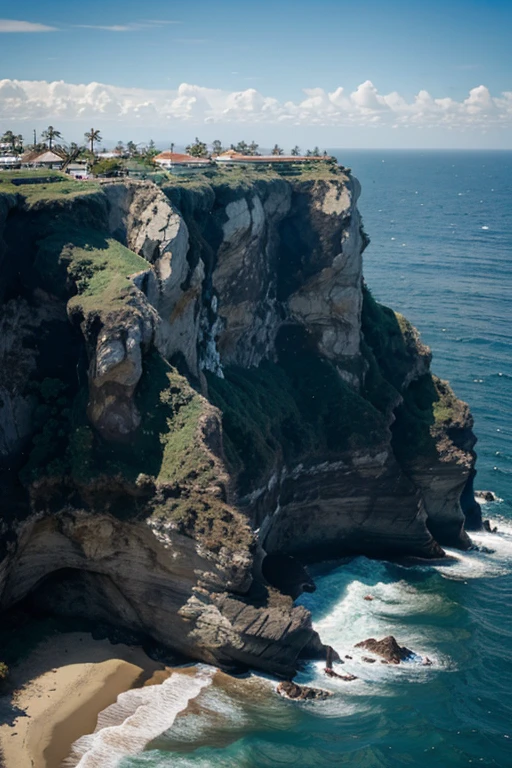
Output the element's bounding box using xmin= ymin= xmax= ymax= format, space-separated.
xmin=0 ymin=631 xmax=164 ymax=768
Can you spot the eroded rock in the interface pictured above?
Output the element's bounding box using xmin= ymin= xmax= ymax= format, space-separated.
xmin=277 ymin=681 xmax=332 ymax=700
xmin=355 ymin=636 xmax=414 ymax=664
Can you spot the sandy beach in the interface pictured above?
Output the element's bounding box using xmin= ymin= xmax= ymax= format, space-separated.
xmin=0 ymin=632 xmax=164 ymax=768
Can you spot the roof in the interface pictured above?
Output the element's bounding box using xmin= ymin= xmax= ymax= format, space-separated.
xmin=21 ymin=149 xmax=65 ymax=164
xmin=215 ymin=152 xmax=328 ymax=163
xmin=153 ymin=152 xmax=211 ymax=165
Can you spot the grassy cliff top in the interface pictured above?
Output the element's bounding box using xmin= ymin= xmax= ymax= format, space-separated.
xmin=35 ymin=225 xmax=149 ymax=316
xmin=160 ymin=161 xmax=346 ymax=193
xmin=0 ymin=169 xmax=100 ymax=207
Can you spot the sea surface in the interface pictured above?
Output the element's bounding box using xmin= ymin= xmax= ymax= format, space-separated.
xmin=79 ymin=151 xmax=512 ymax=768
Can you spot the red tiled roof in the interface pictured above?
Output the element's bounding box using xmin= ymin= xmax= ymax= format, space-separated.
xmin=154 ymin=152 xmax=211 ymax=164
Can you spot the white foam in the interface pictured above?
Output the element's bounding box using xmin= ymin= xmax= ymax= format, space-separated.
xmin=438 ymin=519 xmax=512 ymax=580
xmin=64 ymin=667 xmax=214 ymax=768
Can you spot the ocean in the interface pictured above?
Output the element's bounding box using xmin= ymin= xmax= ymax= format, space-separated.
xmin=76 ymin=151 xmax=512 ymax=768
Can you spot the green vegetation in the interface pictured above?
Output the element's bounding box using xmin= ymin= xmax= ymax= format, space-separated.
xmin=185 ymin=137 xmax=209 ymax=157
xmin=0 ymin=661 xmax=8 ymax=681
xmin=35 ymin=225 xmax=148 ymax=313
xmin=361 ymin=283 xmax=426 ymax=392
xmin=0 ymin=169 xmax=100 ymax=207
xmin=207 ymin=340 xmax=388 ymax=494
xmin=391 ymin=373 xmax=465 ymax=461
xmin=133 ymin=351 xmax=217 ymax=487
xmin=91 ymin=157 xmax=123 ymax=177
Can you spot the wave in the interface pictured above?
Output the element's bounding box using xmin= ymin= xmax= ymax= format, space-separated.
xmin=63 ymin=667 xmax=214 ymax=768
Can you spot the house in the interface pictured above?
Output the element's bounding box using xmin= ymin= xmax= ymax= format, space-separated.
xmin=153 ymin=152 xmax=212 ymax=175
xmin=66 ymin=162 xmax=90 ymax=180
xmin=215 ymin=151 xmax=329 ymax=169
xmin=0 ymin=156 xmax=21 ymax=169
xmin=21 ymin=149 xmax=66 ymax=169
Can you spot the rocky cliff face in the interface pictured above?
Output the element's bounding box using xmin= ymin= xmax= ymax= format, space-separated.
xmin=0 ymin=166 xmax=480 ymax=675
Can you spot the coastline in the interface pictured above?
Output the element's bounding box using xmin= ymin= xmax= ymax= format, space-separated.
xmin=0 ymin=631 xmax=164 ymax=768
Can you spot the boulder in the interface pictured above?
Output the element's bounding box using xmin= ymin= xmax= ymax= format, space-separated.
xmin=276 ymin=681 xmax=332 ymax=701
xmin=475 ymin=490 xmax=498 ymax=503
xmin=355 ymin=636 xmax=413 ymax=664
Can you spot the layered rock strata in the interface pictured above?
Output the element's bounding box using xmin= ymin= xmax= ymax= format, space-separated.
xmin=0 ymin=166 xmax=480 ymax=674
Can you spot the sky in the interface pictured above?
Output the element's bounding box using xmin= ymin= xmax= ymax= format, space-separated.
xmin=0 ymin=0 xmax=511 ymax=149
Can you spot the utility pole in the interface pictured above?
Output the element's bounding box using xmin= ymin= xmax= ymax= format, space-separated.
xmin=33 ymin=129 xmax=37 ymax=148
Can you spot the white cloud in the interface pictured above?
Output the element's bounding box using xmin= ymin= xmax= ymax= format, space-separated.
xmin=73 ymin=20 xmax=181 ymax=32
xmin=0 ymin=78 xmax=511 ymax=133
xmin=0 ymin=19 xmax=57 ymax=32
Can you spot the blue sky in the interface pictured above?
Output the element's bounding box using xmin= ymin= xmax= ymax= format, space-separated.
xmin=1 ymin=0 xmax=511 ymax=148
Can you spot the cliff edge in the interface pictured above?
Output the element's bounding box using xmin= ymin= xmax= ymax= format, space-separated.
xmin=0 ymin=166 xmax=481 ymax=675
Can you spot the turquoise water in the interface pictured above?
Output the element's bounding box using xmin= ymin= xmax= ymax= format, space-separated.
xmin=110 ymin=151 xmax=512 ymax=768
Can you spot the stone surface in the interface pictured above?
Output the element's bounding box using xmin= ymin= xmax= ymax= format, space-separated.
xmin=277 ymin=681 xmax=332 ymax=700
xmin=0 ymin=168 xmax=481 ymax=675
xmin=355 ymin=636 xmax=414 ymax=664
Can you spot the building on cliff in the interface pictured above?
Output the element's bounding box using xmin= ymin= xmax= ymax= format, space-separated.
xmin=214 ymin=150 xmax=331 ymax=173
xmin=153 ymin=151 xmax=212 ymax=175
xmin=20 ymin=149 xmax=65 ymax=169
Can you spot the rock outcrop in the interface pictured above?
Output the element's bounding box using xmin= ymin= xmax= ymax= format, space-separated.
xmin=355 ymin=636 xmax=414 ymax=664
xmin=0 ymin=165 xmax=481 ymax=675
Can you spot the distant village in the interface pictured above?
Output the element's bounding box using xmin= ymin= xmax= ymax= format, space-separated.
xmin=0 ymin=127 xmax=335 ymax=179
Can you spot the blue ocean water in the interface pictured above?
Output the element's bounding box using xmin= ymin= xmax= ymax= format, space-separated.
xmin=98 ymin=151 xmax=512 ymax=768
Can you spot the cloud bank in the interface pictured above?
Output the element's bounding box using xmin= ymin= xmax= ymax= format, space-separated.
xmin=0 ymin=78 xmax=510 ymax=132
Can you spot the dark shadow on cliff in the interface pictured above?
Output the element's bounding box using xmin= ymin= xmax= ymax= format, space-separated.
xmin=207 ymin=324 xmax=388 ymax=497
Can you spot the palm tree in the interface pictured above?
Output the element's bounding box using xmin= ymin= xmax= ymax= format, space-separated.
xmin=271 ymin=144 xmax=284 ymax=156
xmin=248 ymin=140 xmax=259 ymax=156
xmin=41 ymin=126 xmax=62 ymax=151
xmin=291 ymin=145 xmax=301 ymax=156
xmin=211 ymin=139 xmax=223 ymax=156
xmin=84 ymin=128 xmax=102 ymax=155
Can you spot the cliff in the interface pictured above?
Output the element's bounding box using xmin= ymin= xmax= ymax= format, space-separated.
xmin=0 ymin=166 xmax=481 ymax=675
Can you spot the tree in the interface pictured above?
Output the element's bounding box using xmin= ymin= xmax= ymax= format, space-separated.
xmin=291 ymin=145 xmax=301 ymax=156
xmin=115 ymin=141 xmax=125 ymax=154
xmin=271 ymin=144 xmax=284 ymax=156
xmin=142 ymin=140 xmax=159 ymax=161
xmin=235 ymin=140 xmax=249 ymax=155
xmin=248 ymin=140 xmax=260 ymax=156
xmin=84 ymin=128 xmax=102 ymax=155
xmin=185 ymin=137 xmax=208 ymax=157
xmin=126 ymin=140 xmax=138 ymax=157
xmin=211 ymin=139 xmax=224 ymax=156
xmin=1 ymin=130 xmax=23 ymax=154
xmin=92 ymin=157 xmax=123 ymax=177
xmin=41 ymin=125 xmax=62 ymax=150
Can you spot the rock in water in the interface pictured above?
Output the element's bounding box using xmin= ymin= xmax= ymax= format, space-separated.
xmin=277 ymin=681 xmax=332 ymax=700
xmin=355 ymin=636 xmax=414 ymax=664
xmin=476 ymin=490 xmax=498 ymax=502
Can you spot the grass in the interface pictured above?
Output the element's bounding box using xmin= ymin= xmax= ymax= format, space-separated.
xmin=35 ymin=225 xmax=149 ymax=315
xmin=0 ymin=169 xmax=100 ymax=207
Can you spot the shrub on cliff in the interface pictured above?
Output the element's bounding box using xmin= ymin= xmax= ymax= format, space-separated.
xmin=207 ymin=332 xmax=388 ymax=494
